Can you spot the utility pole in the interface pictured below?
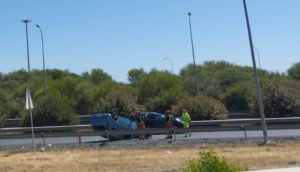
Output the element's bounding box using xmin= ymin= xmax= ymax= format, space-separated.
xmin=22 ymin=19 xmax=36 ymax=151
xmin=36 ymin=24 xmax=48 ymax=98
xmin=242 ymin=0 xmax=268 ymax=144
xmin=188 ymin=12 xmax=199 ymax=96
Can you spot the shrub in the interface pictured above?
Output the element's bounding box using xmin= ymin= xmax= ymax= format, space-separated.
xmin=138 ymin=70 xmax=188 ymax=112
xmin=220 ymin=82 xmax=255 ymax=111
xmin=98 ymin=88 xmax=144 ymax=117
xmin=249 ymin=82 xmax=300 ymax=118
xmin=21 ymin=95 xmax=80 ymax=127
xmin=181 ymin=150 xmax=245 ymax=172
xmin=0 ymin=114 xmax=6 ymax=128
xmin=171 ymin=95 xmax=228 ymax=120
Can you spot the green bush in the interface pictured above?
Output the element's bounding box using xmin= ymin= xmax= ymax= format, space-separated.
xmin=21 ymin=95 xmax=80 ymax=127
xmin=98 ymin=88 xmax=144 ymax=117
xmin=249 ymin=82 xmax=300 ymax=118
xmin=138 ymin=70 xmax=188 ymax=112
xmin=171 ymin=95 xmax=228 ymax=120
xmin=220 ymin=82 xmax=255 ymax=111
xmin=181 ymin=150 xmax=245 ymax=172
xmin=0 ymin=114 xmax=6 ymax=128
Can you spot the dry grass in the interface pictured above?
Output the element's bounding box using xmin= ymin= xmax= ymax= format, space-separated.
xmin=0 ymin=143 xmax=300 ymax=172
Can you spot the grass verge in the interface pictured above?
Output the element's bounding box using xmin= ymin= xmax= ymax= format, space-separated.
xmin=0 ymin=142 xmax=299 ymax=172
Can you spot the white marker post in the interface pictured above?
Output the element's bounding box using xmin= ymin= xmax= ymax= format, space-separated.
xmin=26 ymin=86 xmax=35 ymax=151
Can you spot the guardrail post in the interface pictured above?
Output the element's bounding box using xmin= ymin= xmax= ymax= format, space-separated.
xmin=42 ymin=132 xmax=45 ymax=145
xmin=172 ymin=128 xmax=176 ymax=141
xmin=105 ymin=130 xmax=109 ymax=143
xmin=241 ymin=126 xmax=248 ymax=140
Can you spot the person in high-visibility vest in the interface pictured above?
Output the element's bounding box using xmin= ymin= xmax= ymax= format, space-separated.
xmin=181 ymin=109 xmax=191 ymax=137
xmin=165 ymin=110 xmax=174 ymax=139
xmin=134 ymin=110 xmax=145 ymax=140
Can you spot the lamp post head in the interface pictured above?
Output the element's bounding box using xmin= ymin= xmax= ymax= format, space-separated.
xmin=36 ymin=24 xmax=40 ymax=28
xmin=188 ymin=12 xmax=191 ymax=16
xmin=22 ymin=19 xmax=31 ymax=23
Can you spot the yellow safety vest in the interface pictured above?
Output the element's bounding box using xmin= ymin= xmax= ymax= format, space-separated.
xmin=167 ymin=115 xmax=173 ymax=124
xmin=181 ymin=112 xmax=190 ymax=123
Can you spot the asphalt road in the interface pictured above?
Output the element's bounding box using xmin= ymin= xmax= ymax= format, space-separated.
xmin=1 ymin=129 xmax=300 ymax=147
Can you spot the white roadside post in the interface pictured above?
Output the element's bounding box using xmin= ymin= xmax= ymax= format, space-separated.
xmin=26 ymin=87 xmax=35 ymax=151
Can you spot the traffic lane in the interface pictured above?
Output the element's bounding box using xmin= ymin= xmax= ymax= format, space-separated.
xmin=0 ymin=136 xmax=106 ymax=147
xmin=151 ymin=129 xmax=300 ymax=140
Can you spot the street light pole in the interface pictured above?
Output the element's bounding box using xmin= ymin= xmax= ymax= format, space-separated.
xmin=188 ymin=12 xmax=199 ymax=96
xmin=242 ymin=0 xmax=268 ymax=144
xmin=22 ymin=19 xmax=35 ymax=151
xmin=36 ymin=24 xmax=48 ymax=98
xmin=163 ymin=58 xmax=174 ymax=74
xmin=253 ymin=47 xmax=261 ymax=70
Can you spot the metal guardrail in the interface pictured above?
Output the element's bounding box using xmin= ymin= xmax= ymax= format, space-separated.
xmin=3 ymin=115 xmax=92 ymax=128
xmin=191 ymin=117 xmax=300 ymax=126
xmin=0 ymin=125 xmax=92 ymax=133
xmin=1 ymin=124 xmax=300 ymax=140
xmin=1 ymin=117 xmax=300 ymax=134
xmin=3 ymin=118 xmax=21 ymax=128
xmin=227 ymin=111 xmax=251 ymax=119
xmin=2 ymin=117 xmax=300 ymax=133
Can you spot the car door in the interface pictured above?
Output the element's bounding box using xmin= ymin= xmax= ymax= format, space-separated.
xmin=143 ymin=113 xmax=156 ymax=128
xmin=153 ymin=113 xmax=165 ymax=128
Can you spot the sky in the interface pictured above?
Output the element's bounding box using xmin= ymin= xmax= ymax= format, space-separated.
xmin=1 ymin=0 xmax=300 ymax=83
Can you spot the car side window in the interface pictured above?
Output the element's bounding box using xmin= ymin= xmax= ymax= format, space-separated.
xmin=141 ymin=113 xmax=155 ymax=120
xmin=140 ymin=113 xmax=148 ymax=119
xmin=156 ymin=114 xmax=163 ymax=120
xmin=148 ymin=114 xmax=157 ymax=119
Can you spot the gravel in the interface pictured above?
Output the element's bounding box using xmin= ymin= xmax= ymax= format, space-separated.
xmin=1 ymin=137 xmax=300 ymax=152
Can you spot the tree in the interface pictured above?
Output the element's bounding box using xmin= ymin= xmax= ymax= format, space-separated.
xmin=179 ymin=61 xmax=235 ymax=98
xmin=128 ymin=68 xmax=145 ymax=85
xmin=215 ymin=66 xmax=253 ymax=92
xmin=0 ymin=72 xmax=5 ymax=82
xmin=287 ymin=62 xmax=300 ymax=81
xmin=21 ymin=95 xmax=79 ymax=127
xmin=0 ymin=88 xmax=9 ymax=127
xmin=179 ymin=63 xmax=205 ymax=78
xmin=202 ymin=60 xmax=234 ymax=71
xmin=5 ymin=69 xmax=29 ymax=85
xmin=0 ymin=115 xmax=5 ymax=128
xmin=74 ymin=81 xmax=95 ymax=115
xmin=92 ymin=80 xmax=120 ymax=101
xmin=90 ymin=69 xmax=112 ymax=84
xmin=138 ymin=69 xmax=188 ymax=112
xmin=2 ymin=83 xmax=27 ymax=119
xmin=98 ymin=88 xmax=143 ymax=117
xmin=220 ymin=81 xmax=255 ymax=111
xmin=172 ymin=95 xmax=228 ymax=120
xmin=47 ymin=69 xmax=67 ymax=80
xmin=249 ymin=81 xmax=300 ymax=118
xmin=81 ymin=71 xmax=91 ymax=81
xmin=53 ymin=76 xmax=78 ymax=106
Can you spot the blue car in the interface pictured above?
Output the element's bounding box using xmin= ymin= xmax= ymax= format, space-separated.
xmin=128 ymin=112 xmax=183 ymax=128
xmin=91 ymin=112 xmax=137 ymax=131
xmin=91 ymin=112 xmax=138 ymax=140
